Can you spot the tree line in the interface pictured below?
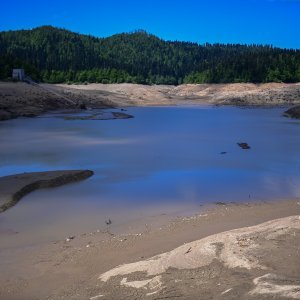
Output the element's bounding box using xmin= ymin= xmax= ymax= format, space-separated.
xmin=0 ymin=26 xmax=299 ymax=84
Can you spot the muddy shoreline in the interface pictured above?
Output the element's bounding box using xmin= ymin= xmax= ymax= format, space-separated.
xmin=1 ymin=82 xmax=300 ymax=121
xmin=0 ymin=198 xmax=299 ymax=299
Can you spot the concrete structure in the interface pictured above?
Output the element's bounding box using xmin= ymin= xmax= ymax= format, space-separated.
xmin=12 ymin=69 xmax=25 ymax=81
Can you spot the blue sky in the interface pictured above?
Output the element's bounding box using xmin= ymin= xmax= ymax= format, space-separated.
xmin=1 ymin=0 xmax=299 ymax=49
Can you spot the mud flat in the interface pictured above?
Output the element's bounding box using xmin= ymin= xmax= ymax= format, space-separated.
xmin=0 ymin=199 xmax=299 ymax=299
xmin=0 ymin=170 xmax=94 ymax=213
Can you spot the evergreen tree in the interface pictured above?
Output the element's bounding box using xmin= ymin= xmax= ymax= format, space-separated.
xmin=0 ymin=26 xmax=299 ymax=84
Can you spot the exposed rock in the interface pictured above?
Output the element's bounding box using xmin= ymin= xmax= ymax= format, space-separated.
xmin=66 ymin=236 xmax=75 ymax=242
xmin=0 ymin=109 xmax=12 ymax=121
xmin=79 ymin=103 xmax=87 ymax=110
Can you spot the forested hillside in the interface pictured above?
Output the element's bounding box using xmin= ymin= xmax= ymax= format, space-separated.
xmin=0 ymin=26 xmax=300 ymax=84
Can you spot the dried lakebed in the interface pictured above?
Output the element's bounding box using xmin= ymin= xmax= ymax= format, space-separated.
xmin=0 ymin=200 xmax=299 ymax=299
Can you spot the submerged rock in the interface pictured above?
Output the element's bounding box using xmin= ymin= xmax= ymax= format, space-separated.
xmin=237 ymin=142 xmax=251 ymax=150
xmin=112 ymin=112 xmax=134 ymax=119
xmin=64 ymin=111 xmax=133 ymax=121
xmin=284 ymin=106 xmax=300 ymax=119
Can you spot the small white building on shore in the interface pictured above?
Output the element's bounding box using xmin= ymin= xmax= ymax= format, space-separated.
xmin=12 ymin=69 xmax=25 ymax=81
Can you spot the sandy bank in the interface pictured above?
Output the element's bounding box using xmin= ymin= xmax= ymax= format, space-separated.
xmin=98 ymin=215 xmax=300 ymax=299
xmin=0 ymin=82 xmax=115 ymax=121
xmin=1 ymin=82 xmax=300 ymax=121
xmin=0 ymin=199 xmax=299 ymax=299
xmin=0 ymin=170 xmax=94 ymax=213
xmin=0 ymin=82 xmax=75 ymax=121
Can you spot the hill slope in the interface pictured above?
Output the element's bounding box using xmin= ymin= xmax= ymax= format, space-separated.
xmin=0 ymin=26 xmax=300 ymax=84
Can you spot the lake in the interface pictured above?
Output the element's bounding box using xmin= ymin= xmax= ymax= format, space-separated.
xmin=0 ymin=106 xmax=300 ymax=248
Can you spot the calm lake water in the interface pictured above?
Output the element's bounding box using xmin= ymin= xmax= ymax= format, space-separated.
xmin=0 ymin=106 xmax=300 ymax=248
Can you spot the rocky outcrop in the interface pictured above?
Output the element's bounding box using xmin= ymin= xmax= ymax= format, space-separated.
xmin=0 ymin=170 xmax=94 ymax=213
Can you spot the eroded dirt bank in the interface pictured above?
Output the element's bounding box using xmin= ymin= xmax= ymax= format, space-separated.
xmin=53 ymin=82 xmax=300 ymax=107
xmin=1 ymin=82 xmax=300 ymax=121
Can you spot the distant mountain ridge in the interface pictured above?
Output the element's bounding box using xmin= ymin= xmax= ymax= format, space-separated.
xmin=0 ymin=25 xmax=299 ymax=84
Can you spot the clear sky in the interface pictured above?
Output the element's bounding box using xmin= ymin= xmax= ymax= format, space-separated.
xmin=1 ymin=0 xmax=299 ymax=49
